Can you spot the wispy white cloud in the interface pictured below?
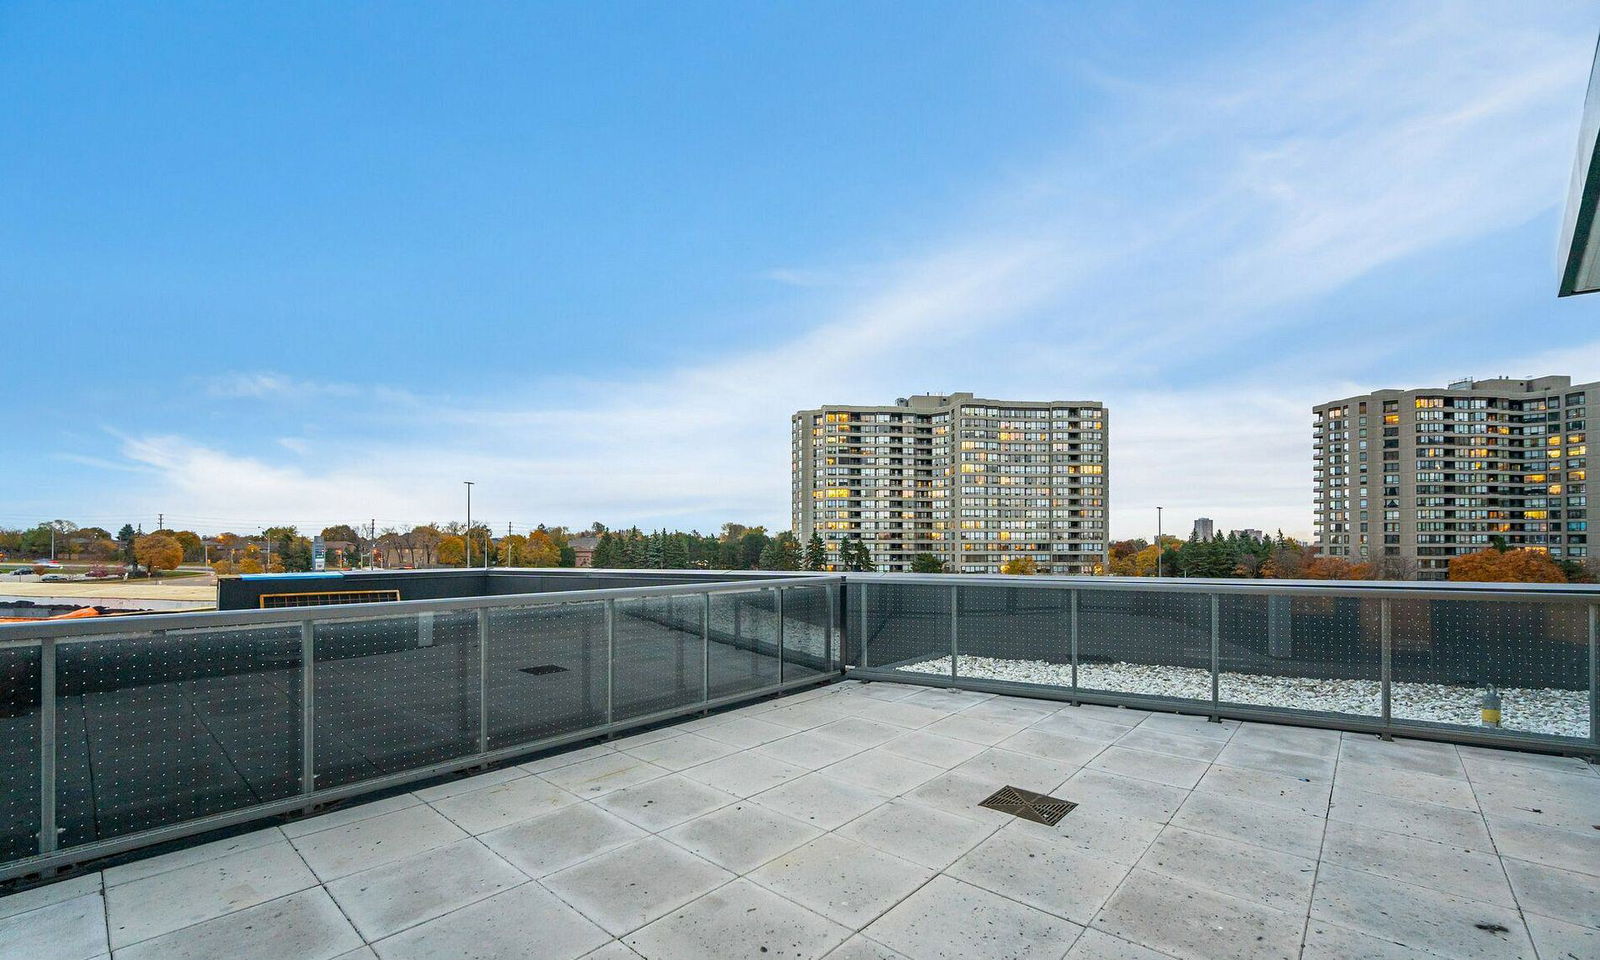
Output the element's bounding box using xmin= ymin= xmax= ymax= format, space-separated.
xmin=82 ymin=1 xmax=1600 ymax=539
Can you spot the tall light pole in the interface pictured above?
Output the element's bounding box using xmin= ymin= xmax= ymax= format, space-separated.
xmin=464 ymin=481 xmax=475 ymax=567
xmin=1155 ymin=506 xmax=1164 ymax=578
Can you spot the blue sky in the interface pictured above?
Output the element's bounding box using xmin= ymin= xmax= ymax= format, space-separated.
xmin=4 ymin=1 xmax=1598 ymax=539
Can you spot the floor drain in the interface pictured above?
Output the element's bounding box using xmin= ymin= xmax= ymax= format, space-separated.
xmin=978 ymin=785 xmax=1077 ymax=825
xmin=519 ymin=664 xmax=569 ymax=675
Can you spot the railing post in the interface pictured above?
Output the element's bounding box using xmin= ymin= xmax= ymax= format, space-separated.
xmin=1209 ymin=594 xmax=1221 ymax=722
xmin=604 ymin=599 xmax=616 ymax=727
xmin=949 ymin=583 xmax=960 ymax=687
xmin=701 ymin=592 xmax=711 ymax=708
xmin=1589 ymin=604 xmax=1597 ymax=758
xmin=477 ymin=608 xmax=489 ymax=755
xmin=1379 ymin=598 xmax=1393 ymax=742
xmin=1069 ymin=589 xmax=1079 ymax=705
xmin=825 ymin=582 xmax=836 ymax=672
xmin=859 ymin=583 xmax=869 ymax=669
xmin=776 ymin=587 xmax=786 ymax=685
xmin=38 ymin=639 xmax=56 ymax=855
xmin=301 ymin=620 xmax=315 ymax=796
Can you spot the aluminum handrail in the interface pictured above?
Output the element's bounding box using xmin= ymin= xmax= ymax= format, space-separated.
xmin=0 ymin=575 xmax=842 ymax=647
xmin=846 ymin=571 xmax=1600 ymax=602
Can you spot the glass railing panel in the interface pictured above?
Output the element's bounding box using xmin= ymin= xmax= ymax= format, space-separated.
xmin=1390 ymin=597 xmax=1590 ymax=743
xmin=780 ymin=585 xmax=833 ymax=682
xmin=0 ymin=645 xmax=40 ymax=861
xmin=1217 ymin=593 xmax=1382 ymax=720
xmin=486 ymin=601 xmax=606 ymax=749
xmin=313 ymin=611 xmax=480 ymax=789
xmin=953 ymin=585 xmax=1071 ymax=690
xmin=1077 ymin=588 xmax=1211 ymax=704
xmin=56 ymin=624 xmax=302 ymax=848
xmin=857 ymin=582 xmax=952 ymax=678
xmin=707 ymin=590 xmax=780 ymax=699
xmin=613 ymin=596 xmax=705 ymax=720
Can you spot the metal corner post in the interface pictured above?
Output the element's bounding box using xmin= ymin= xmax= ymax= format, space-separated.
xmin=701 ymin=592 xmax=711 ymax=706
xmin=604 ymin=599 xmax=615 ymax=726
xmin=301 ymin=620 xmax=315 ymax=795
xmin=1069 ymin=589 xmax=1079 ymax=705
xmin=825 ymin=582 xmax=837 ymax=671
xmin=39 ymin=639 xmax=56 ymax=855
xmin=859 ymin=583 xmax=869 ymax=669
xmin=1589 ymin=604 xmax=1597 ymax=756
xmin=1209 ymin=593 xmax=1220 ymax=721
xmin=1379 ymin=598 xmax=1393 ymax=741
xmin=776 ymin=587 xmax=786 ymax=684
xmin=477 ymin=607 xmax=489 ymax=754
xmin=949 ymin=583 xmax=960 ymax=686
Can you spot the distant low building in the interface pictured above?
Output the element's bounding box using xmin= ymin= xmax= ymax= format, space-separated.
xmin=569 ymin=534 xmax=599 ymax=567
xmin=1230 ymin=528 xmax=1264 ymax=541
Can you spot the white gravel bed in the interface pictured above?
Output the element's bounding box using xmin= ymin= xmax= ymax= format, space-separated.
xmin=895 ymin=655 xmax=1589 ymax=739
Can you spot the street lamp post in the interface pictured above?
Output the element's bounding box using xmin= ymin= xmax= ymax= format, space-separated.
xmin=464 ymin=481 xmax=475 ymax=567
xmin=1156 ymin=506 xmax=1164 ymax=578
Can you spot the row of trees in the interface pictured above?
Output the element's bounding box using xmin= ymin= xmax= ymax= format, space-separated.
xmin=586 ymin=526 xmax=877 ymax=572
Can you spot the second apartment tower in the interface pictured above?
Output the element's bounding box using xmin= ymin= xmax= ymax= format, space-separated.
xmin=792 ymin=393 xmax=1108 ymax=573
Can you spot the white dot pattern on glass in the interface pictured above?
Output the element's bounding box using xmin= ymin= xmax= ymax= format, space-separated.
xmin=312 ymin=612 xmax=480 ymax=789
xmin=56 ymin=624 xmax=302 ymax=848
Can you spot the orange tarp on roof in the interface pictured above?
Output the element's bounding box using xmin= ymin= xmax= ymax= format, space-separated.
xmin=0 ymin=606 xmax=101 ymax=624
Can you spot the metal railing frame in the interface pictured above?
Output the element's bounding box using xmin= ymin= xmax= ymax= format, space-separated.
xmin=5 ymin=569 xmax=1600 ymax=883
xmin=847 ymin=574 xmax=1600 ymax=759
xmin=0 ymin=576 xmax=841 ymax=882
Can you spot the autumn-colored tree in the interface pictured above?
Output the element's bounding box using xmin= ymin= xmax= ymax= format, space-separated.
xmin=1000 ymin=556 xmax=1038 ymax=575
xmin=134 ymin=533 xmax=183 ymax=576
xmin=1300 ymin=557 xmax=1372 ymax=581
xmin=164 ymin=529 xmax=204 ymax=562
xmin=437 ymin=535 xmax=466 ymax=566
xmin=525 ymin=530 xmax=562 ymax=567
xmin=238 ymin=557 xmax=264 ymax=574
xmin=211 ymin=559 xmax=236 ymax=576
xmin=1449 ymin=548 xmax=1567 ymax=583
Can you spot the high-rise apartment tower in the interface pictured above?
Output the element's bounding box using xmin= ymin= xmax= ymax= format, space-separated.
xmin=792 ymin=393 xmax=1109 ymax=573
xmin=1313 ymin=376 xmax=1594 ymax=579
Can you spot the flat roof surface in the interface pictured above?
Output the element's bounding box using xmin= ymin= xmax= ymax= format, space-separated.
xmin=2 ymin=679 xmax=1595 ymax=959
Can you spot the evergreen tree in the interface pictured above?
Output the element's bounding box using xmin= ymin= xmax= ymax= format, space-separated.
xmin=911 ymin=553 xmax=945 ymax=573
xmin=591 ymin=532 xmax=617 ymax=568
xmin=661 ymin=534 xmax=689 ymax=569
xmin=116 ymin=523 xmax=137 ymax=565
xmin=804 ymin=532 xmax=828 ymax=571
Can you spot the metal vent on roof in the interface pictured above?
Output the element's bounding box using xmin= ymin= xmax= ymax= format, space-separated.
xmin=978 ymin=785 xmax=1077 ymax=825
xmin=519 ymin=664 xmax=569 ymax=676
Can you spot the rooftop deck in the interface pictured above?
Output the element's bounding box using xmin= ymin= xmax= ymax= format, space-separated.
xmin=3 ymin=679 xmax=1595 ymax=960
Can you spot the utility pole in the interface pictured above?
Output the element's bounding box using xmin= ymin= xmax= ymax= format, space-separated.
xmin=464 ymin=481 xmax=475 ymax=567
xmin=1156 ymin=506 xmax=1164 ymax=578
xmin=369 ymin=519 xmax=376 ymax=569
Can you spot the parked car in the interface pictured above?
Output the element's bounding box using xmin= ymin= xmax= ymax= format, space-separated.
xmin=40 ymin=573 xmax=71 ymax=582
xmin=7 ymin=568 xmax=31 ymax=577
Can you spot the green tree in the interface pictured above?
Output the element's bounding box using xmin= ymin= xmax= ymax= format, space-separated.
xmin=661 ymin=534 xmax=689 ymax=570
xmin=803 ymin=532 xmax=828 ymax=571
xmin=116 ymin=524 xmax=138 ymax=565
xmin=911 ymin=553 xmax=946 ymax=573
xmin=758 ymin=532 xmax=802 ymax=571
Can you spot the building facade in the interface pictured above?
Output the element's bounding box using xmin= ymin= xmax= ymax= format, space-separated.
xmin=1314 ymin=376 xmax=1594 ymax=579
xmin=791 ymin=393 xmax=1108 ymax=573
xmin=1192 ymin=517 xmax=1214 ymax=540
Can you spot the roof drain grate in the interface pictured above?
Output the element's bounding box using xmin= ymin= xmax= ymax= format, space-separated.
xmin=519 ymin=664 xmax=570 ymax=675
xmin=978 ymin=785 xmax=1077 ymax=825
